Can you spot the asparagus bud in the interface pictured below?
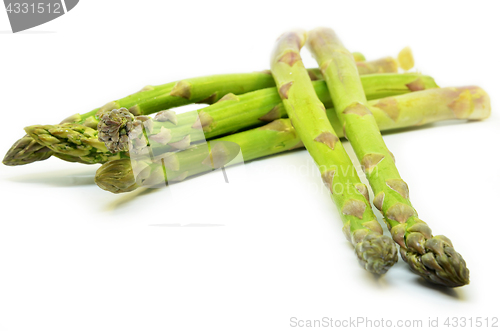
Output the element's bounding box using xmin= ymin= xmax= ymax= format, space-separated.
xmin=355 ymin=233 xmax=398 ymax=274
xmin=2 ymin=135 xmax=53 ymax=166
xmin=97 ymin=108 xmax=138 ymax=154
xmin=400 ymin=229 xmax=469 ymax=287
xmin=24 ymin=123 xmax=119 ymax=164
xmin=95 ymin=159 xmax=138 ymax=193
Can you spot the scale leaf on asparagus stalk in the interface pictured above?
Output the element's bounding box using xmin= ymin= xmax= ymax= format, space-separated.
xmin=3 ymin=58 xmax=397 ymax=167
xmin=270 ymin=30 xmax=398 ymax=275
xmin=95 ymin=85 xmax=490 ymax=193
xmin=307 ymin=27 xmax=470 ymax=287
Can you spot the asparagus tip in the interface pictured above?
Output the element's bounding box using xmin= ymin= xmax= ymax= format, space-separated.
xmin=401 ymin=235 xmax=469 ymax=287
xmin=95 ymin=159 xmax=138 ymax=193
xmin=97 ymin=107 xmax=135 ymax=153
xmin=2 ymin=135 xmax=52 ymax=166
xmin=355 ymin=233 xmax=398 ymax=275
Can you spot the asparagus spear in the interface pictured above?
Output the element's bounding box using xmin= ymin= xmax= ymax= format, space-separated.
xmin=268 ymin=30 xmax=398 ymax=274
xmin=96 ymin=85 xmax=490 ymax=193
xmin=3 ymin=58 xmax=395 ymax=167
xmin=307 ymin=27 xmax=470 ymax=287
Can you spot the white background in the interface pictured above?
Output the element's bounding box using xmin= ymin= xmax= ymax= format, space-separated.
xmin=1 ymin=1 xmax=499 ymax=330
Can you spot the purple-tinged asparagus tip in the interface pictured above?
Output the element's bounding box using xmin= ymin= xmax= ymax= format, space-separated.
xmin=97 ymin=108 xmax=136 ymax=153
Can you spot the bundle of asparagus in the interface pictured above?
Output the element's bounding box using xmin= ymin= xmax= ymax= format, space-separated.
xmin=2 ymin=31 xmax=491 ymax=287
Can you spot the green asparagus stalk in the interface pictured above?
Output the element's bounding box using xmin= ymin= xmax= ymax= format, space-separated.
xmin=307 ymin=27 xmax=470 ymax=287
xmin=3 ymin=58 xmax=395 ymax=167
xmin=95 ymin=85 xmax=490 ymax=194
xmin=269 ymin=30 xmax=398 ymax=274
